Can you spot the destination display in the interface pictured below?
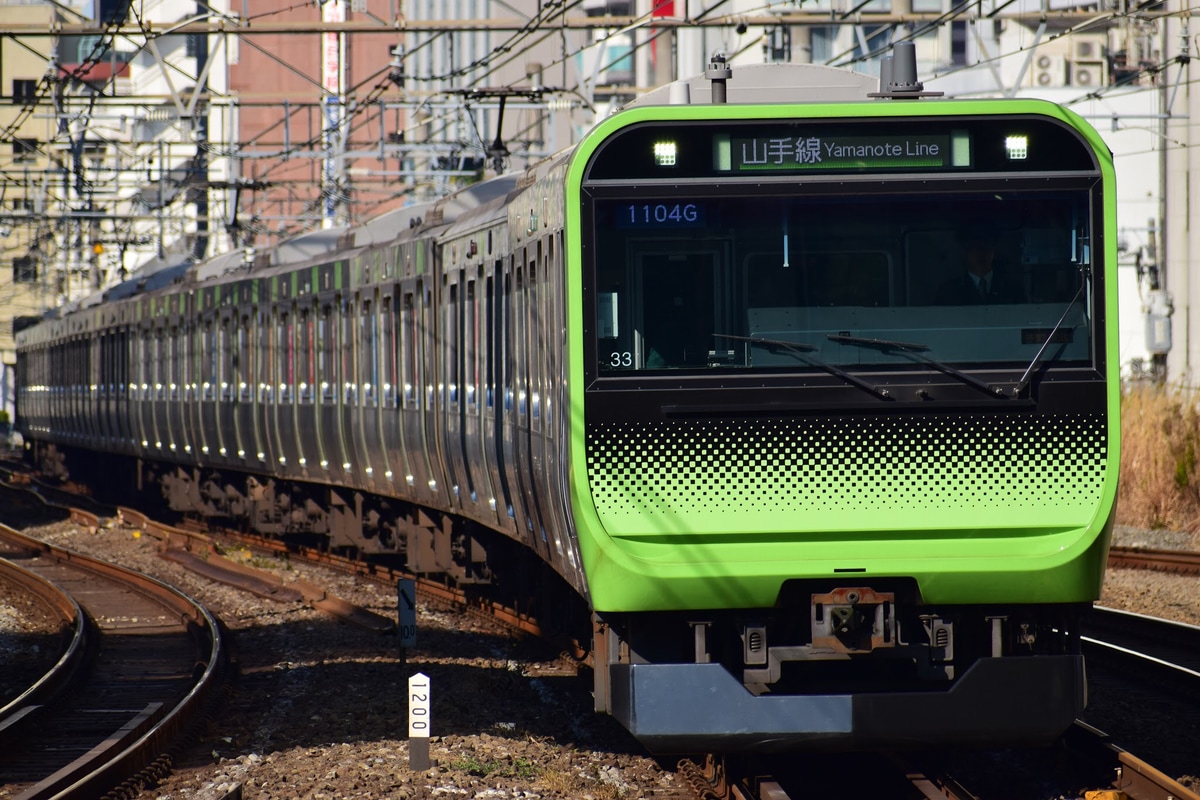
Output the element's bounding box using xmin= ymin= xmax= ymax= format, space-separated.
xmin=714 ymin=131 xmax=971 ymax=172
xmin=583 ymin=117 xmax=1099 ymax=180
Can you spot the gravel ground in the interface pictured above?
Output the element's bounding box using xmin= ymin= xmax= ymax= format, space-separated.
xmin=1103 ymin=524 xmax=1200 ymax=624
xmin=1 ymin=517 xmax=1197 ymax=800
xmin=0 ymin=579 xmax=66 ymax=709
xmin=0 ymin=519 xmax=683 ymax=800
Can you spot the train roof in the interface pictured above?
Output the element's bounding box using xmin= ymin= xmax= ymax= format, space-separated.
xmin=348 ymin=174 xmax=523 ymax=248
xmin=103 ymin=252 xmax=193 ymax=302
xmin=269 ymin=227 xmax=349 ymax=267
xmin=629 ymin=62 xmax=879 ymax=107
xmin=192 ymin=248 xmax=255 ymax=282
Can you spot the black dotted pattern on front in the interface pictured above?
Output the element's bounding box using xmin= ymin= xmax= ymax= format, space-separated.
xmin=585 ymin=415 xmax=1107 ymax=516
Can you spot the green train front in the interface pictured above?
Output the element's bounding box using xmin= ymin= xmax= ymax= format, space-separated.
xmin=565 ymin=99 xmax=1118 ymax=752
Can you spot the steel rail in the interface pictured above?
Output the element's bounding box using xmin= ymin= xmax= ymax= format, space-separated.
xmin=117 ymin=507 xmax=396 ymax=633
xmin=121 ymin=507 xmax=549 ymax=640
xmin=0 ymin=557 xmax=87 ymax=729
xmin=1084 ymin=605 xmax=1200 ymax=698
xmin=1107 ymin=544 xmax=1200 ymax=575
xmin=1066 ymin=722 xmax=1200 ymax=800
xmin=0 ymin=520 xmax=227 ymax=800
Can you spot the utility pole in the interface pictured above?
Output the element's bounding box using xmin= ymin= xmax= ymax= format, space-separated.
xmin=321 ymin=0 xmax=347 ymax=229
xmin=1163 ymin=1 xmax=1196 ymax=383
xmin=194 ymin=0 xmax=211 ymax=261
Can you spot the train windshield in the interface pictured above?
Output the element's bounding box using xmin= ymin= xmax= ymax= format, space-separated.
xmin=589 ymin=189 xmax=1095 ymax=376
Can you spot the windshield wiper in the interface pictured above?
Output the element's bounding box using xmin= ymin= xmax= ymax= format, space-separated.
xmin=715 ymin=333 xmax=893 ymax=401
xmin=826 ymin=334 xmax=1007 ymax=399
xmin=1012 ymin=279 xmax=1087 ymax=397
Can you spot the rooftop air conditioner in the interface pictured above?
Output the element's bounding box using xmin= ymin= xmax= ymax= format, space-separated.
xmin=1070 ymin=60 xmax=1108 ymax=87
xmin=1031 ymin=53 xmax=1066 ymax=87
xmin=1073 ymin=34 xmax=1107 ymax=62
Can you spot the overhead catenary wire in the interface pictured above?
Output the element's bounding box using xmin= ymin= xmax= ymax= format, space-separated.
xmin=3 ymin=0 xmax=1190 ymax=287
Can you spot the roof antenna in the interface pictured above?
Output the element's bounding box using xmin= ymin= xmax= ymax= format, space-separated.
xmin=706 ymin=52 xmax=731 ymax=104
xmin=869 ymin=42 xmax=943 ymax=99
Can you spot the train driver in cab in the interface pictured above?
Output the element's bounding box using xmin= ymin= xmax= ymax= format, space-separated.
xmin=935 ymin=225 xmax=1026 ymax=305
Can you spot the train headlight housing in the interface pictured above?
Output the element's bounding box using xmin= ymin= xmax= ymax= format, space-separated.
xmin=654 ymin=141 xmax=677 ymax=167
xmin=1005 ymin=135 xmax=1028 ymax=160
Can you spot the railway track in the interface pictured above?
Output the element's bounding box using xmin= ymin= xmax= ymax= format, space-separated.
xmin=1108 ymin=544 xmax=1200 ymax=575
xmin=114 ymin=507 xmax=571 ymax=648
xmin=679 ymin=722 xmax=1199 ymax=800
xmin=0 ymin=558 xmax=83 ymax=722
xmin=0 ymin=509 xmax=228 ymax=799
xmin=1085 ymin=605 xmax=1200 ymax=689
xmin=678 ymin=752 xmax=984 ymax=800
xmin=675 ymin=606 xmax=1200 ymax=800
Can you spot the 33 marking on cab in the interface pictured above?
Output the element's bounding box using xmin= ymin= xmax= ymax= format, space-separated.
xmin=608 ymin=351 xmax=633 ymax=368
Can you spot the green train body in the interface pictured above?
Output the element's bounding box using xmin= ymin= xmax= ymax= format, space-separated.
xmin=16 ymin=61 xmax=1117 ymax=753
xmin=567 ymin=66 xmax=1117 ymax=750
xmin=569 ymin=98 xmax=1117 ymax=611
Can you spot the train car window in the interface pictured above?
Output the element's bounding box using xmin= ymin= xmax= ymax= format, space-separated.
xmin=401 ymin=292 xmax=417 ymax=409
xmin=446 ymin=280 xmax=459 ymax=408
xmin=319 ymin=304 xmax=334 ymax=404
xmin=421 ymin=283 xmax=433 ymax=411
xmin=115 ymin=331 xmax=123 ymax=399
xmin=169 ymin=328 xmax=181 ymax=401
xmin=342 ymin=298 xmax=355 ymax=405
xmin=238 ymin=316 xmax=252 ymax=402
xmin=360 ymin=298 xmax=377 ymax=407
xmin=466 ymin=279 xmax=477 ymax=410
xmin=144 ymin=333 xmax=154 ymax=402
xmin=129 ymin=335 xmax=140 ymax=401
xmin=98 ymin=333 xmax=107 ymax=398
xmin=589 ymin=189 xmax=1095 ymax=375
xmin=71 ymin=338 xmax=79 ymax=401
xmin=256 ymin=310 xmax=270 ymax=403
xmin=383 ymin=295 xmax=398 ymax=408
xmin=201 ymin=322 xmax=216 ymax=401
xmin=514 ymin=267 xmax=525 ymax=419
xmin=220 ymin=317 xmax=233 ymax=402
xmin=502 ymin=269 xmax=514 ymax=417
xmin=299 ymin=308 xmax=314 ymax=404
xmin=529 ymin=258 xmax=541 ymax=428
xmin=155 ymin=331 xmax=166 ymax=401
xmin=485 ymin=274 xmax=496 ymax=410
xmin=190 ymin=325 xmax=199 ymax=401
xmin=277 ymin=311 xmax=293 ymax=404
xmin=120 ymin=326 xmax=131 ymax=400
xmin=175 ymin=326 xmax=184 ymax=402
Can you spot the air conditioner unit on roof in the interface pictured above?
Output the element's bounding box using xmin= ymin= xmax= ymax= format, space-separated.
xmin=1070 ymin=60 xmax=1107 ymax=87
xmin=1073 ymin=34 xmax=1106 ymax=62
xmin=1029 ymin=53 xmax=1066 ymax=87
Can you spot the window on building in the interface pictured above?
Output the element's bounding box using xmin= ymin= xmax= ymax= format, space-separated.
xmin=763 ymin=26 xmax=792 ymax=63
xmin=810 ymin=26 xmax=835 ymax=62
xmin=11 ymin=79 xmax=37 ymax=104
xmin=13 ymin=139 xmax=38 ymax=162
xmin=13 ymin=256 xmax=37 ymax=283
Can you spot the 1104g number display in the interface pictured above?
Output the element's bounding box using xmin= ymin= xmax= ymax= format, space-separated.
xmin=617 ymin=202 xmax=705 ymax=228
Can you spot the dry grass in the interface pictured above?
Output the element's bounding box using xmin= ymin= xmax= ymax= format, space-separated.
xmin=1118 ymin=383 xmax=1200 ymax=533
